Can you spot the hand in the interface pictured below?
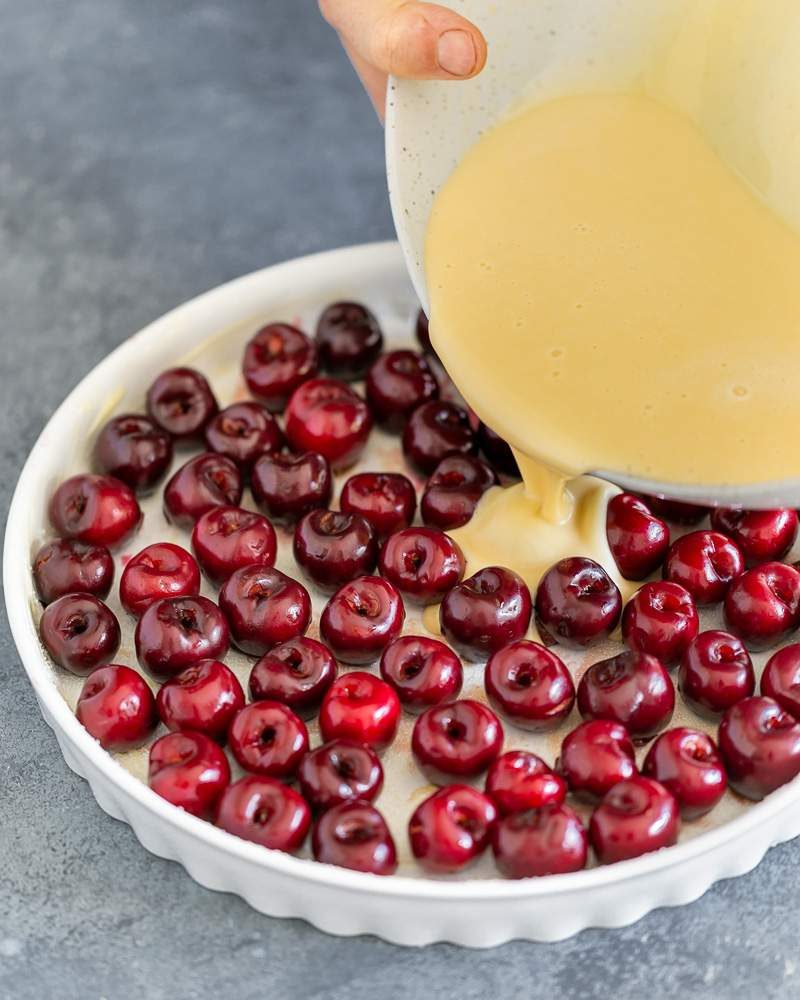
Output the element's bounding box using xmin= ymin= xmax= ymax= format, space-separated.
xmin=320 ymin=0 xmax=487 ymax=117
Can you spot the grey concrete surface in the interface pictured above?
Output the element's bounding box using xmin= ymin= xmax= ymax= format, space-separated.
xmin=1 ymin=1 xmax=798 ymax=997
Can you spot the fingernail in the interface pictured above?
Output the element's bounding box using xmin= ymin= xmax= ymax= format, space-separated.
xmin=436 ymin=29 xmax=477 ymax=77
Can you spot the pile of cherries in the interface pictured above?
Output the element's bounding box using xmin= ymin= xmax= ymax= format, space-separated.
xmin=32 ymin=299 xmax=800 ymax=879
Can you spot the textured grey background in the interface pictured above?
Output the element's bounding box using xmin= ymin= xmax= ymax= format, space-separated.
xmin=1 ymin=1 xmax=798 ymax=997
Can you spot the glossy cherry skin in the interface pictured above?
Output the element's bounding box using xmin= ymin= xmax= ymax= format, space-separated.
xmin=284 ymin=378 xmax=372 ymax=471
xmin=32 ymin=538 xmax=113 ymax=605
xmin=320 ymin=576 xmax=405 ymax=665
xmin=119 ymin=542 xmax=201 ymax=617
xmin=402 ymin=400 xmax=477 ymax=474
xmin=248 ymin=636 xmax=337 ymax=719
xmin=49 ymin=474 xmax=141 ymax=548
xmin=251 ymin=450 xmax=332 ymax=524
xmin=293 ymin=509 xmax=377 ymax=591
xmin=379 ymin=635 xmax=463 ymax=713
xmin=710 ymin=507 xmax=798 ymax=567
xmin=228 ymin=701 xmax=309 ymax=778
xmin=441 ymin=566 xmax=532 ymax=661
xmin=191 ymin=506 xmax=277 ymax=586
xmin=492 ymin=804 xmax=588 ymax=878
xmin=319 ymin=671 xmax=401 ymax=752
xmin=421 ymin=454 xmax=497 ymax=530
xmin=606 ymin=493 xmax=670 ymax=581
xmin=203 ymin=401 xmax=283 ymax=474
xmin=590 ymin=776 xmax=679 ymax=864
xmin=761 ymin=644 xmax=800 ymax=717
xmin=535 ymin=557 xmax=622 ymax=649
xmin=146 ymin=367 xmax=218 ymax=441
xmin=39 ymin=594 xmax=121 ymax=676
xmin=718 ymin=696 xmax=800 ymax=800
xmin=94 ymin=414 xmax=172 ymax=494
xmin=339 ymin=472 xmax=416 ymax=540
xmin=723 ymin=562 xmax=800 ymax=650
xmin=678 ymin=630 xmax=755 ymax=718
xmin=621 ymin=581 xmax=699 ymax=666
xmin=559 ymin=719 xmax=638 ymax=801
xmin=215 ymin=775 xmax=311 ymax=852
xmin=134 ymin=595 xmax=230 ymax=677
xmin=485 ymin=750 xmax=567 ymax=815
xmin=642 ymin=728 xmax=727 ymax=819
xmin=163 ymin=453 xmax=243 ymax=528
xmin=477 ymin=422 xmax=520 ymax=478
xmin=641 ymin=495 xmax=709 ymax=525
xmin=412 ymin=699 xmax=503 ymax=783
xmin=242 ymin=322 xmax=317 ymax=412
xmin=577 ymin=650 xmax=674 ymax=741
xmin=156 ymin=659 xmax=245 ymax=741
xmin=378 ymin=526 xmax=465 ymax=605
xmin=75 ymin=664 xmax=157 ymax=750
xmin=219 ymin=566 xmax=311 ymax=656
xmin=366 ymin=350 xmax=438 ymax=431
xmin=663 ymin=530 xmax=744 ymax=605
xmin=408 ymin=784 xmax=497 ymax=873
xmin=298 ymin=739 xmax=383 ymax=812
xmin=484 ymin=640 xmax=575 ymax=731
xmin=415 ymin=308 xmax=434 ymax=354
xmin=315 ymin=300 xmax=383 ymax=380
xmin=312 ymin=801 xmax=397 ymax=875
xmin=148 ymin=731 xmax=231 ymax=819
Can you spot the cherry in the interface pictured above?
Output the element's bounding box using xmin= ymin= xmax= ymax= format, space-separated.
xmin=492 ymin=804 xmax=588 ymax=878
xmin=641 ymin=495 xmax=709 ymax=525
xmin=49 ymin=474 xmax=141 ymax=548
xmin=32 ymin=538 xmax=113 ymax=605
xmin=119 ymin=542 xmax=201 ymax=617
xmin=723 ymin=562 xmax=800 ymax=650
xmin=135 ymin=595 xmax=230 ymax=677
xmin=319 ymin=671 xmax=401 ymax=752
xmin=484 ymin=640 xmax=574 ymax=731
xmin=642 ymin=728 xmax=727 ymax=819
xmin=378 ymin=526 xmax=465 ymax=605
xmin=312 ymin=801 xmax=397 ymax=875
xmin=203 ymin=401 xmax=283 ymax=474
xmin=761 ymin=644 xmax=800 ymax=717
xmin=228 ymin=700 xmax=309 ymax=778
xmin=535 ymin=557 xmax=622 ymax=649
xmin=421 ymin=454 xmax=497 ymax=530
xmin=284 ymin=378 xmax=372 ymax=471
xmin=590 ymin=776 xmax=679 ymax=864
xmin=39 ymin=593 xmax=121 ymax=676
xmin=249 ymin=636 xmax=337 ymax=718
xmin=366 ymin=350 xmax=438 ymax=431
xmin=606 ymin=493 xmax=670 ymax=581
xmin=485 ymin=750 xmax=567 ymax=815
xmin=242 ymin=322 xmax=317 ymax=412
xmin=320 ymin=575 xmax=405 ymax=665
xmin=219 ymin=566 xmax=311 ymax=656
xmin=678 ymin=630 xmax=755 ymax=718
xmin=163 ymin=452 xmax=243 ymax=528
xmin=298 ymin=739 xmax=383 ymax=812
xmin=663 ymin=530 xmax=744 ymax=605
xmin=408 ymin=784 xmax=497 ymax=873
xmin=315 ymin=300 xmax=383 ymax=380
xmin=156 ymin=659 xmax=245 ymax=741
xmin=577 ymin=650 xmax=674 ymax=741
xmin=191 ymin=506 xmax=277 ymax=586
xmin=710 ymin=507 xmax=798 ymax=567
xmin=293 ymin=509 xmax=377 ymax=591
xmin=215 ymin=775 xmax=311 ymax=852
xmin=621 ymin=581 xmax=699 ymax=666
xmin=379 ymin=635 xmax=463 ymax=713
xmin=146 ymin=367 xmax=218 ymax=441
xmin=339 ymin=472 xmax=417 ymax=540
xmin=415 ymin=308 xmax=434 ymax=355
xmin=441 ymin=566 xmax=532 ymax=661
xmin=477 ymin=423 xmax=520 ymax=478
xmin=402 ymin=400 xmax=477 ymax=474
xmin=558 ymin=719 xmax=637 ymax=801
xmin=94 ymin=414 xmax=172 ymax=494
xmin=412 ymin=699 xmax=503 ymax=782
xmin=148 ymin=731 xmax=230 ymax=819
xmin=718 ymin=695 xmax=800 ymax=799
xmin=75 ymin=664 xmax=157 ymax=750
xmin=251 ymin=450 xmax=332 ymax=524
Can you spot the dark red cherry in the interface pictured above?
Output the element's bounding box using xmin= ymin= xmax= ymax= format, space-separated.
xmin=319 ymin=671 xmax=401 ymax=752
xmin=219 ymin=565 xmax=311 ymax=656
xmin=39 ymin=593 xmax=121 ymax=676
xmin=621 ymin=581 xmax=699 ymax=666
xmin=441 ymin=566 xmax=532 ymax=661
xmin=408 ymin=784 xmax=497 ymax=873
xmin=718 ymin=696 xmax=800 ymax=800
xmin=249 ymin=636 xmax=337 ymax=718
xmin=642 ymin=727 xmax=727 ymax=819
xmin=365 ymin=350 xmax=438 ymax=431
xmin=94 ymin=414 xmax=172 ymax=494
xmin=315 ymin=300 xmax=383 ymax=380
xmin=215 ymin=775 xmax=311 ymax=852
xmin=663 ymin=530 xmax=745 ymax=605
xmin=485 ymin=750 xmax=567 ymax=815
xmin=492 ymin=803 xmax=588 ymax=878
xmin=412 ymin=699 xmax=503 ymax=783
xmin=320 ymin=575 xmax=405 ymax=665
xmin=49 ymin=474 xmax=141 ymax=548
xmin=724 ymin=562 xmax=800 ymax=650
xmin=421 ymin=454 xmax=497 ymax=530
xmin=76 ymin=664 xmax=157 ymax=750
xmin=284 ymin=378 xmax=372 ymax=471
xmin=641 ymin=496 xmax=709 ymax=525
xmin=761 ymin=644 xmax=800 ymax=717
xmin=119 ymin=542 xmax=201 ymax=617
xmin=379 ymin=635 xmax=463 ymax=713
xmin=298 ymin=739 xmax=383 ymax=812
xmin=148 ymin=731 xmax=230 ymax=819
xmin=163 ymin=453 xmax=243 ymax=528
xmin=312 ymin=801 xmax=397 ymax=875
xmin=204 ymin=401 xmax=283 ymax=474
xmin=415 ymin=308 xmax=434 ymax=355
xmin=402 ymin=400 xmax=477 ymax=474
xmin=251 ymin=450 xmax=332 ymax=524
xmin=191 ymin=506 xmax=277 ymax=587
xmin=378 ymin=526 xmax=465 ymax=605
xmin=711 ymin=507 xmax=798 ymax=567
xmin=589 ymin=776 xmax=679 ymax=864
xmin=339 ymin=472 xmax=417 ymax=540
xmin=156 ymin=658 xmax=245 ymax=741
xmin=577 ymin=649 xmax=674 ymax=740
xmin=146 ymin=367 xmax=218 ymax=441
xmin=293 ymin=509 xmax=377 ymax=591
xmin=606 ymin=493 xmax=670 ymax=581
xmin=678 ymin=630 xmax=755 ymax=718
xmin=484 ymin=640 xmax=575 ymax=731
xmin=535 ymin=557 xmax=622 ymax=649
xmin=242 ymin=322 xmax=317 ymax=412
xmin=134 ymin=595 xmax=230 ymax=677
xmin=228 ymin=701 xmax=309 ymax=778
xmin=32 ymin=538 xmax=113 ymax=605
xmin=558 ymin=719 xmax=637 ymax=801
xmin=477 ymin=423 xmax=520 ymax=478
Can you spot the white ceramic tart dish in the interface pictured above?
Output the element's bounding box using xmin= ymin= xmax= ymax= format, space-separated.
xmin=7 ymin=242 xmax=800 ymax=947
